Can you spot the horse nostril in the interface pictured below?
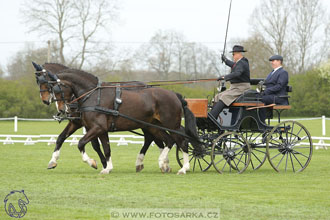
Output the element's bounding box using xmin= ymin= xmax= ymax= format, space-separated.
xmin=43 ymin=100 xmax=50 ymax=105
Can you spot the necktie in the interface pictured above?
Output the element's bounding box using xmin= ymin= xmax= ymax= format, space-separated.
xmin=232 ymin=63 xmax=236 ymax=70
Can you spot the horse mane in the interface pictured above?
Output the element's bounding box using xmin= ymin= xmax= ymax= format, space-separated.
xmin=43 ymin=62 xmax=98 ymax=83
xmin=58 ymin=68 xmax=99 ymax=83
xmin=43 ymin=62 xmax=69 ymax=69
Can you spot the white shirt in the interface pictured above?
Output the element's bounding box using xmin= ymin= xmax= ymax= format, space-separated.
xmin=271 ymin=66 xmax=282 ymax=75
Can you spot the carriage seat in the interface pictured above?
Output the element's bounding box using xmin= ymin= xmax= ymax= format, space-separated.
xmin=230 ymin=90 xmax=264 ymax=107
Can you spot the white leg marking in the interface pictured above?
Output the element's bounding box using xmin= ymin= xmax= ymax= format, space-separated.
xmin=158 ymin=147 xmax=171 ymax=172
xmin=48 ymin=150 xmax=60 ymax=168
xmin=135 ymin=153 xmax=145 ymax=166
xmin=49 ymin=150 xmax=60 ymax=163
xmin=177 ymin=151 xmax=190 ymax=175
xmin=100 ymin=157 xmax=113 ymax=174
xmin=81 ymin=152 xmax=94 ymax=167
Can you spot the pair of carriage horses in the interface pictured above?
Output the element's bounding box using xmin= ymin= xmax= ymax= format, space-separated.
xmin=33 ymin=62 xmax=202 ymax=175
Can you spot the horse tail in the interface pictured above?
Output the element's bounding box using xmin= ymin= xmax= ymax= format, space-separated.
xmin=175 ymin=93 xmax=199 ymax=141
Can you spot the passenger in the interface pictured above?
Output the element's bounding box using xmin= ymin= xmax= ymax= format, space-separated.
xmin=259 ymin=55 xmax=289 ymax=122
xmin=208 ymin=45 xmax=251 ymax=124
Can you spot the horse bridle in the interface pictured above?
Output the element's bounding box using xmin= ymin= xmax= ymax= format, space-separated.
xmin=35 ymin=69 xmax=54 ymax=93
xmin=35 ymin=68 xmax=77 ymax=121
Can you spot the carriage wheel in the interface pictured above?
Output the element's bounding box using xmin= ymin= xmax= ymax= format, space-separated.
xmin=241 ymin=131 xmax=268 ymax=170
xmin=176 ymin=142 xmax=212 ymax=172
xmin=266 ymin=120 xmax=313 ymax=172
xmin=211 ymin=132 xmax=251 ymax=174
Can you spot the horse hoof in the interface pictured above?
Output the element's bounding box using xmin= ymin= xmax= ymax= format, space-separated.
xmin=47 ymin=162 xmax=57 ymax=169
xmin=90 ymin=160 xmax=97 ymax=169
xmin=136 ymin=164 xmax=144 ymax=172
xmin=160 ymin=166 xmax=172 ymax=173
xmin=177 ymin=170 xmax=186 ymax=175
xmin=100 ymin=169 xmax=111 ymax=174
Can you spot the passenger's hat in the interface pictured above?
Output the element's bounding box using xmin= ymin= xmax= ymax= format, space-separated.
xmin=269 ymin=55 xmax=283 ymax=61
xmin=229 ymin=45 xmax=247 ymax=53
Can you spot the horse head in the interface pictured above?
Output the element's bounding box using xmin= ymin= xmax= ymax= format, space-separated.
xmin=52 ymin=82 xmax=75 ymax=114
xmin=32 ymin=61 xmax=62 ymax=105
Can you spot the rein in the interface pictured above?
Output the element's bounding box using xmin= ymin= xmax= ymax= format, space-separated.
xmin=69 ymin=78 xmax=218 ymax=104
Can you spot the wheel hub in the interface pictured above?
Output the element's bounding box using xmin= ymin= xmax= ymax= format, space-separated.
xmin=224 ymin=150 xmax=235 ymax=160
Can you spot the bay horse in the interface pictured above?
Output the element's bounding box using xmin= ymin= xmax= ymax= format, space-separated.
xmin=35 ymin=65 xmax=200 ymax=174
xmin=35 ymin=62 xmax=169 ymax=172
xmin=34 ymin=63 xmax=197 ymax=174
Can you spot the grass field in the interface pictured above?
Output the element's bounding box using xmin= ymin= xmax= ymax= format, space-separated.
xmin=0 ymin=119 xmax=330 ymax=220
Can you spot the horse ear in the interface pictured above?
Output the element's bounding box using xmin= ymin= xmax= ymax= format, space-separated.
xmin=32 ymin=61 xmax=43 ymax=71
xmin=48 ymin=70 xmax=59 ymax=81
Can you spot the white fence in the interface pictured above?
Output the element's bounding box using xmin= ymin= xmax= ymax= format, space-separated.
xmin=0 ymin=134 xmax=147 ymax=146
xmin=0 ymin=116 xmax=329 ymax=149
xmin=0 ymin=134 xmax=328 ymax=150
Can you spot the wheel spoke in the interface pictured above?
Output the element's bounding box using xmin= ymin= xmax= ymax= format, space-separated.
xmin=234 ymin=155 xmax=247 ymax=166
xmin=229 ymin=158 xmax=232 ymax=172
xmin=232 ymin=158 xmax=239 ymax=171
xmin=291 ymin=151 xmax=304 ymax=168
xmin=202 ymin=157 xmax=211 ymax=166
xmin=292 ymin=149 xmax=309 ymax=159
xmin=198 ymin=159 xmax=203 ymax=170
xmin=275 ymin=152 xmax=286 ymax=169
xmin=289 ymin=152 xmax=295 ymax=172
xmin=214 ymin=157 xmax=226 ymax=166
xmin=251 ymin=151 xmax=263 ymax=164
xmin=291 ymin=127 xmax=303 ymax=143
xmin=269 ymin=137 xmax=283 ymax=146
xmin=193 ymin=157 xmax=197 ymax=171
xmin=270 ymin=151 xmax=282 ymax=161
xmin=290 ymin=122 xmax=295 ymax=142
xmin=237 ymin=151 xmax=245 ymax=166
xmin=254 ymin=148 xmax=267 ymax=154
xmin=221 ymin=158 xmax=228 ymax=172
xmin=290 ymin=136 xmax=308 ymax=146
xmin=285 ymin=151 xmax=289 ymax=172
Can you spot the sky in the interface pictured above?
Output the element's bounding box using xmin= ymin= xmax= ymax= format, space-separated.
xmin=0 ymin=0 xmax=329 ymax=69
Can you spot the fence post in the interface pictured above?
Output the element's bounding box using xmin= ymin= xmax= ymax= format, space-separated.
xmin=322 ymin=115 xmax=326 ymax=136
xmin=14 ymin=116 xmax=18 ymax=133
xmin=316 ymin=115 xmax=327 ymax=150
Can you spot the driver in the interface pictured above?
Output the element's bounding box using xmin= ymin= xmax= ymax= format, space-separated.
xmin=208 ymin=45 xmax=251 ymax=124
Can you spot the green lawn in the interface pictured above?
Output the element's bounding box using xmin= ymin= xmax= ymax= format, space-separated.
xmin=0 ymin=119 xmax=329 ymax=219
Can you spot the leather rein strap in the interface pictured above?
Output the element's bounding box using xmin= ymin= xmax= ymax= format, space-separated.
xmin=69 ymin=78 xmax=217 ymax=105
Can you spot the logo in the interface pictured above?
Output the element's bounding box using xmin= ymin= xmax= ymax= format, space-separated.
xmin=4 ymin=190 xmax=29 ymax=218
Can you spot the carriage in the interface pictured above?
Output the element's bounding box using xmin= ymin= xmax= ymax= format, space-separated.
xmin=33 ymin=62 xmax=313 ymax=174
xmin=176 ymin=79 xmax=313 ymax=174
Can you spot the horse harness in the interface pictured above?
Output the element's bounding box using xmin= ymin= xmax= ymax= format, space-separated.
xmin=38 ymin=69 xmax=199 ymax=140
xmin=79 ymin=81 xmax=128 ymax=132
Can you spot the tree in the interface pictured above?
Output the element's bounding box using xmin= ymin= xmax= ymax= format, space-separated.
xmin=137 ymin=30 xmax=221 ymax=80
xmin=291 ymin=0 xmax=325 ymax=73
xmin=139 ymin=30 xmax=177 ymax=79
xmin=21 ymin=0 xmax=118 ymax=69
xmin=237 ymin=34 xmax=273 ymax=78
xmin=249 ymin=0 xmax=329 ymax=74
xmin=0 ymin=65 xmax=4 ymax=78
xmin=250 ymin=0 xmax=292 ymax=56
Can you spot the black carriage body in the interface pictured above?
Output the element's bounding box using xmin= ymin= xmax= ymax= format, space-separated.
xmin=196 ymin=89 xmax=271 ymax=133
